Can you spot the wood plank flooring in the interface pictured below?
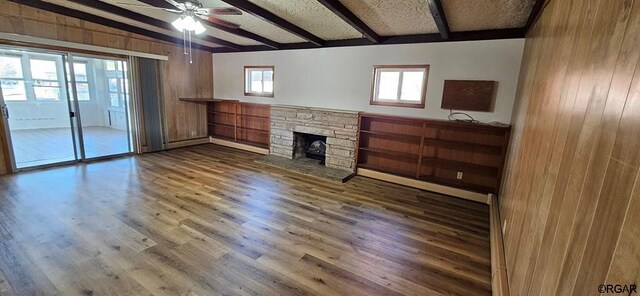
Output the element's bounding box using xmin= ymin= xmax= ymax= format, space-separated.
xmin=0 ymin=144 xmax=491 ymax=296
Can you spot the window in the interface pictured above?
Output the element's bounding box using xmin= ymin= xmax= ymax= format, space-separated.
xmin=66 ymin=62 xmax=91 ymax=101
xmin=0 ymin=56 xmax=27 ymax=101
xmin=105 ymin=60 xmax=118 ymax=71
xmin=105 ymin=60 xmax=128 ymax=108
xmin=244 ymin=66 xmax=274 ymax=97
xmin=30 ymin=59 xmax=61 ymax=101
xmin=370 ymin=65 xmax=429 ymax=108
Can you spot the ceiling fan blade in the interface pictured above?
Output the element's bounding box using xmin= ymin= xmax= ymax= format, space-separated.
xmin=116 ymin=3 xmax=182 ymax=13
xmin=135 ymin=0 xmax=179 ymax=10
xmin=116 ymin=3 xmax=159 ymax=8
xmin=200 ymin=8 xmax=242 ymax=15
xmin=202 ymin=16 xmax=241 ymax=29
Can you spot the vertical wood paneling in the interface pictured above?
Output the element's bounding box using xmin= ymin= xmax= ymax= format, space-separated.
xmin=160 ymin=46 xmax=211 ymax=143
xmin=501 ymin=0 xmax=640 ymax=295
xmin=0 ymin=1 xmax=212 ymax=173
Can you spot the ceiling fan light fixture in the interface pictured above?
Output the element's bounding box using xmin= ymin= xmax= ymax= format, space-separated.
xmin=171 ymin=16 xmax=186 ymax=31
xmin=172 ymin=15 xmax=204 ymax=33
xmin=194 ymin=21 xmax=206 ymax=35
xmin=182 ymin=15 xmax=198 ymax=31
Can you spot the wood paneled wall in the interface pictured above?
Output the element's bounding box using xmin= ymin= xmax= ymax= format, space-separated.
xmin=0 ymin=1 xmax=212 ymax=173
xmin=500 ymin=0 xmax=640 ymax=295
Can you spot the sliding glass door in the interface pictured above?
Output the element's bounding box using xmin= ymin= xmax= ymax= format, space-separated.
xmin=0 ymin=46 xmax=134 ymax=171
xmin=0 ymin=48 xmax=77 ymax=169
xmin=69 ymin=56 xmax=132 ymax=159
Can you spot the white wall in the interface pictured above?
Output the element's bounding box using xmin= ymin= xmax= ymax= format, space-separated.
xmin=213 ymin=39 xmax=525 ymax=123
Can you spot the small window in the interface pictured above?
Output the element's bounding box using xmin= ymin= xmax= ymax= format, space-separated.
xmin=0 ymin=55 xmax=27 ymax=101
xmin=244 ymin=66 xmax=274 ymax=97
xmin=66 ymin=62 xmax=91 ymax=101
xmin=30 ymin=59 xmax=61 ymax=101
xmin=370 ymin=65 xmax=429 ymax=108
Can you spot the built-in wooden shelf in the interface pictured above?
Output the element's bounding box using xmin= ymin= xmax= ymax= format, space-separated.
xmin=359 ymin=147 xmax=419 ymax=160
xmin=357 ymin=113 xmax=511 ymax=195
xmin=360 ymin=130 xmax=422 ymax=142
xmin=421 ymin=157 xmax=499 ymax=176
xmin=358 ymin=163 xmax=416 ymax=179
xmin=237 ymin=114 xmax=270 ymax=119
xmin=418 ymin=175 xmax=495 ymax=194
xmin=206 ymin=101 xmax=270 ymax=150
xmin=423 ymin=138 xmax=503 ymax=154
xmin=208 ymin=110 xmax=235 ymax=116
xmin=237 ymin=126 xmax=270 ymax=134
xmin=180 ymin=98 xmax=239 ymax=103
xmin=208 ymin=122 xmax=235 ymax=129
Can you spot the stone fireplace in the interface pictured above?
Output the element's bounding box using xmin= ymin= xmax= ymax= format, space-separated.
xmin=270 ymin=105 xmax=359 ymax=172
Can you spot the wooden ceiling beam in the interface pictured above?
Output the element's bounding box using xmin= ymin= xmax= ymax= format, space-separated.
xmin=136 ymin=0 xmax=281 ymax=49
xmin=7 ymin=0 xmax=233 ymax=52
xmin=524 ymin=0 xmax=547 ymax=34
xmin=66 ymin=0 xmax=243 ymax=51
xmin=230 ymin=28 xmax=524 ymax=53
xmin=316 ymin=0 xmax=380 ymax=43
xmin=427 ymin=0 xmax=451 ymax=40
xmin=218 ymin=0 xmax=325 ymax=46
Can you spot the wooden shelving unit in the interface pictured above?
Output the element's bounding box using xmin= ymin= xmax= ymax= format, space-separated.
xmin=206 ymin=100 xmax=270 ymax=149
xmin=357 ymin=113 xmax=511 ymax=195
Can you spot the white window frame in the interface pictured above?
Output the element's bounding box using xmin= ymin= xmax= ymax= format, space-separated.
xmin=244 ymin=66 xmax=274 ymax=98
xmin=370 ymin=65 xmax=429 ymax=108
xmin=0 ymin=54 xmax=28 ymax=102
xmin=66 ymin=61 xmax=92 ymax=101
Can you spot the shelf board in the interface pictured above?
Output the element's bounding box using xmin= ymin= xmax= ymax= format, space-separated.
xmin=208 ymin=110 xmax=236 ymax=116
xmin=212 ymin=135 xmax=268 ymax=149
xmin=236 ymin=138 xmax=269 ymax=149
xmin=357 ymin=163 xmax=416 ymax=179
xmin=360 ymin=113 xmax=426 ymax=125
xmin=237 ymin=126 xmax=269 ymax=134
xmin=360 ymin=130 xmax=422 ymax=142
xmin=237 ymin=114 xmax=270 ymax=119
xmin=421 ymin=157 xmax=499 ymax=176
xmin=418 ymin=175 xmax=494 ymax=194
xmin=180 ymin=98 xmax=239 ymax=103
xmin=208 ymin=122 xmax=235 ymax=129
xmin=359 ymin=147 xmax=419 ymax=160
xmin=424 ymin=138 xmax=503 ymax=154
xmin=211 ymin=135 xmax=236 ymax=142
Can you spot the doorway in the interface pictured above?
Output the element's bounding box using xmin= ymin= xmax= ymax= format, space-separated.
xmin=0 ymin=46 xmax=134 ymax=171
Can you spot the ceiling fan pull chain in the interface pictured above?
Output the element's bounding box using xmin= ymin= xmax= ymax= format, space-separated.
xmin=183 ymin=28 xmax=187 ymax=55
xmin=189 ymin=30 xmax=193 ymax=64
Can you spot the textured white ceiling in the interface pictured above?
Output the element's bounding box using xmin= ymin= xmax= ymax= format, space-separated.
xmin=42 ymin=0 xmax=225 ymax=48
xmin=246 ymin=0 xmax=363 ymax=40
xmin=201 ymin=0 xmax=306 ymax=44
xmin=442 ymin=0 xmax=536 ymax=31
xmin=341 ymin=0 xmax=439 ymax=36
xmin=38 ymin=0 xmax=535 ymax=49
xmin=101 ymin=0 xmax=260 ymax=46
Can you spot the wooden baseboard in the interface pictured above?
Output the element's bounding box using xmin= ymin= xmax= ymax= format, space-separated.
xmin=489 ymin=195 xmax=510 ymax=296
xmin=356 ymin=168 xmax=490 ymax=204
xmin=167 ymin=137 xmax=211 ymax=149
xmin=210 ymin=137 xmax=270 ymax=155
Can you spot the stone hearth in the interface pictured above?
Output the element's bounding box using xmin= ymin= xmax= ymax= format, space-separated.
xmin=269 ymin=105 xmax=359 ymax=172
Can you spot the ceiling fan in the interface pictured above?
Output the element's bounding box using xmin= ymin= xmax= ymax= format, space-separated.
xmin=118 ymin=0 xmax=243 ymax=34
xmin=117 ymin=0 xmax=242 ymax=63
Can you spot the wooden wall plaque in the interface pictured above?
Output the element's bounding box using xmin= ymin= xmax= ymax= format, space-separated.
xmin=441 ymin=80 xmax=496 ymax=112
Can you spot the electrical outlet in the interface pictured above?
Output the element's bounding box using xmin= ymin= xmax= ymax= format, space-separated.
xmin=456 ymin=171 xmax=463 ymax=180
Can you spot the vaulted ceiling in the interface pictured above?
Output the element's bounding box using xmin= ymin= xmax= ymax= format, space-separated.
xmin=10 ymin=0 xmax=543 ymax=53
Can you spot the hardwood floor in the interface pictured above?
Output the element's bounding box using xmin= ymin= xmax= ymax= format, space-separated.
xmin=0 ymin=144 xmax=491 ymax=296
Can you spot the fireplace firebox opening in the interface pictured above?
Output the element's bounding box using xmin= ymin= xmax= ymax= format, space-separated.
xmin=293 ymin=132 xmax=327 ymax=165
